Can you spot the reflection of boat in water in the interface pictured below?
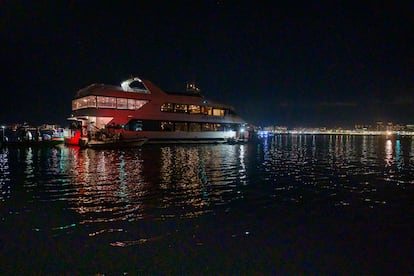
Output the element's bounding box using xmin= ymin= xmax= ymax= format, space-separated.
xmin=66 ymin=77 xmax=248 ymax=145
xmin=2 ymin=138 xmax=64 ymax=148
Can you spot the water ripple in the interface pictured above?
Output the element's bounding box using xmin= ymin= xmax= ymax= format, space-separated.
xmin=1 ymin=136 xmax=413 ymax=241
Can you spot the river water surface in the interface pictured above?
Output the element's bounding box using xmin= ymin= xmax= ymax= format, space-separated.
xmin=1 ymin=135 xmax=413 ymax=274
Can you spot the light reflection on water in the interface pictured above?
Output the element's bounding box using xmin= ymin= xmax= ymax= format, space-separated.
xmin=1 ymin=135 xmax=414 ymax=273
xmin=1 ymin=136 xmax=413 ymax=216
xmin=260 ymin=135 xmax=413 ymax=213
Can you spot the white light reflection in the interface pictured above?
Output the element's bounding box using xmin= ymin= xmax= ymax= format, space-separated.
xmin=336 ymin=135 xmax=344 ymax=162
xmin=23 ymin=148 xmax=35 ymax=187
xmin=311 ymin=135 xmax=316 ymax=159
xmin=67 ymin=148 xmax=146 ymax=224
xmin=160 ymin=147 xmax=173 ymax=188
xmin=361 ymin=135 xmax=368 ymax=163
xmin=49 ymin=147 xmax=61 ymax=175
xmin=344 ymin=135 xmax=352 ymax=160
xmin=0 ymin=148 xmax=10 ymax=201
xmin=239 ymin=144 xmax=247 ymax=185
xmin=118 ymin=152 xmax=128 ymax=199
xmin=158 ymin=144 xmax=247 ymax=218
xmin=328 ymin=135 xmax=335 ymax=167
xmin=159 ymin=146 xmax=211 ymax=217
xmin=384 ymin=139 xmax=393 ymax=167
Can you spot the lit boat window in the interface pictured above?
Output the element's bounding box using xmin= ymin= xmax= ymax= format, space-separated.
xmin=174 ymin=104 xmax=188 ymax=113
xmin=201 ymin=106 xmax=213 ymax=115
xmin=212 ymin=108 xmax=225 ymax=116
xmin=188 ymin=105 xmax=201 ymax=114
xmin=161 ymin=121 xmax=174 ymax=131
xmin=117 ymin=98 xmax=128 ymax=109
xmin=127 ymin=99 xmax=148 ymax=110
xmin=97 ymin=96 xmax=117 ymax=108
xmin=161 ymin=103 xmax=174 ymax=112
xmin=72 ymin=96 xmax=96 ymax=110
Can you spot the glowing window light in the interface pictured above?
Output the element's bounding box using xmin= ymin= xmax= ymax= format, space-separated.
xmin=212 ymin=108 xmax=225 ymax=116
xmin=72 ymin=96 xmax=97 ymax=110
xmin=97 ymin=96 xmax=117 ymax=108
xmin=117 ymin=98 xmax=128 ymax=109
xmin=133 ymin=100 xmax=148 ymax=110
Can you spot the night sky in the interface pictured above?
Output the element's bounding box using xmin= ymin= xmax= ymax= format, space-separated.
xmin=1 ymin=1 xmax=413 ymax=127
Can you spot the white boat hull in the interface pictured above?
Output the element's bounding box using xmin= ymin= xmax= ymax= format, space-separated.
xmin=83 ymin=138 xmax=147 ymax=149
xmin=121 ymin=130 xmax=238 ymax=144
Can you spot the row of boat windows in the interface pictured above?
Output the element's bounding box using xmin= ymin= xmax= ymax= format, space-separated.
xmin=160 ymin=103 xmax=236 ymax=116
xmin=72 ymin=97 xmax=236 ymax=117
xmin=125 ymin=119 xmax=239 ymax=132
xmin=72 ymin=96 xmax=148 ymax=110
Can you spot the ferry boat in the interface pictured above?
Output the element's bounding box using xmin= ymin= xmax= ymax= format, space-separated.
xmin=66 ymin=77 xmax=247 ymax=145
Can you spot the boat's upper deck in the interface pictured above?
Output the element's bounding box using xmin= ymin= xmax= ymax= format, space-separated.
xmin=74 ymin=77 xmax=234 ymax=110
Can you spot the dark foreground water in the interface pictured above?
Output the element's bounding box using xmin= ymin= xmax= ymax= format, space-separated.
xmin=1 ymin=135 xmax=413 ymax=274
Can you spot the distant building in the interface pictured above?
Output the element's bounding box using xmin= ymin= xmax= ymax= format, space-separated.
xmin=406 ymin=125 xmax=414 ymax=132
xmin=392 ymin=123 xmax=405 ymax=131
xmin=354 ymin=124 xmax=371 ymax=131
xmin=376 ymin=121 xmax=385 ymax=131
xmin=264 ymin=126 xmax=288 ymax=133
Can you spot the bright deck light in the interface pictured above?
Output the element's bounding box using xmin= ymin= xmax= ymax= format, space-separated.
xmin=121 ymin=77 xmax=143 ymax=91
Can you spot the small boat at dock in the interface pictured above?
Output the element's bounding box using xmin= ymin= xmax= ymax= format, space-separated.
xmin=1 ymin=124 xmax=65 ymax=148
xmin=65 ymin=118 xmax=147 ymax=148
xmin=80 ymin=137 xmax=147 ymax=149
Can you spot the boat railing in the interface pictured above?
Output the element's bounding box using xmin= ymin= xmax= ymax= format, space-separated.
xmin=91 ymin=128 xmax=125 ymax=142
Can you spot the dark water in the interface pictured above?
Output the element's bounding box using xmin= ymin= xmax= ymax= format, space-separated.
xmin=1 ymin=135 xmax=413 ymax=274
